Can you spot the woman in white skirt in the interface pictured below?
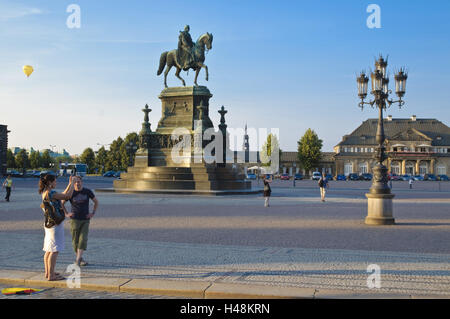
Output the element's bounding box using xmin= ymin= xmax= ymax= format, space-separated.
xmin=39 ymin=174 xmax=75 ymax=281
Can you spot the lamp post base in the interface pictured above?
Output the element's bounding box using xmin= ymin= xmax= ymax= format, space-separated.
xmin=365 ymin=193 xmax=395 ymax=225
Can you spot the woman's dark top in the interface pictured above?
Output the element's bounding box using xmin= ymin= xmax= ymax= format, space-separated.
xmin=263 ymin=180 xmax=271 ymax=197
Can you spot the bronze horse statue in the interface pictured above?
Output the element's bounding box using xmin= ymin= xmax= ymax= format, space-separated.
xmin=157 ymin=32 xmax=213 ymax=88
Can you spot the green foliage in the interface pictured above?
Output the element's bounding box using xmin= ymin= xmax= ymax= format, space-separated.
xmin=297 ymin=128 xmax=323 ymax=174
xmin=80 ymin=148 xmax=96 ymax=173
xmin=6 ymin=149 xmax=15 ymax=168
xmin=106 ymin=137 xmax=124 ymax=171
xmin=29 ymin=150 xmax=42 ymax=169
xmin=121 ymin=132 xmax=139 ymax=170
xmin=15 ymin=149 xmax=30 ymax=171
xmin=41 ymin=150 xmax=52 ymax=169
xmin=95 ymin=146 xmax=108 ymax=174
xmin=13 ymin=131 xmax=139 ymax=174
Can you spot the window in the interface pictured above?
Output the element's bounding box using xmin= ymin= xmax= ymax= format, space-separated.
xmin=437 ymin=165 xmax=446 ymax=175
xmin=344 ymin=163 xmax=353 ymax=176
xmin=359 ymin=163 xmax=368 ymax=174
xmin=419 ymin=163 xmax=428 ymax=175
xmin=391 ymin=162 xmax=400 ymax=175
xmin=393 ymin=147 xmax=398 ymax=152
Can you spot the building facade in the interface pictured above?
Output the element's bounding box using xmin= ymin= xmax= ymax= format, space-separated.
xmin=0 ymin=125 xmax=10 ymax=176
xmin=334 ymin=116 xmax=450 ymax=176
xmin=279 ymin=152 xmax=335 ymax=176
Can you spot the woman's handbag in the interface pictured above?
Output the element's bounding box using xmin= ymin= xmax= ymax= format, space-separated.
xmin=41 ymin=197 xmax=65 ymax=228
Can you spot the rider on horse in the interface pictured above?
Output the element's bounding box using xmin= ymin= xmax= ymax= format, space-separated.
xmin=177 ymin=25 xmax=195 ymax=70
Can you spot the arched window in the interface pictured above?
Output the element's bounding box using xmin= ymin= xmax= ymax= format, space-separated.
xmin=391 ymin=162 xmax=400 ymax=175
xmin=344 ymin=163 xmax=353 ymax=176
xmin=359 ymin=162 xmax=368 ymax=174
xmin=437 ymin=165 xmax=446 ymax=175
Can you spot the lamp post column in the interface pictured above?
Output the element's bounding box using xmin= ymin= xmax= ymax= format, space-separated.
xmin=365 ymin=104 xmax=395 ymax=225
xmin=357 ymin=55 xmax=407 ymax=226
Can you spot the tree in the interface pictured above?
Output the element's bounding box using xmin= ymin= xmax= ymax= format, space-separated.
xmin=260 ymin=133 xmax=281 ymax=173
xmin=41 ymin=150 xmax=52 ymax=169
xmin=15 ymin=149 xmax=30 ymax=173
xmin=106 ymin=137 xmax=123 ymax=171
xmin=80 ymin=148 xmax=96 ymax=173
xmin=95 ymin=147 xmax=108 ymax=174
xmin=29 ymin=150 xmax=42 ymax=169
xmin=297 ymin=128 xmax=323 ymax=176
xmin=6 ymin=149 xmax=15 ymax=168
xmin=121 ymin=132 xmax=139 ymax=170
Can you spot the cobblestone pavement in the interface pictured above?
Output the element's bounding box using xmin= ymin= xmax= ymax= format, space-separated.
xmin=0 ymin=177 xmax=449 ymax=297
xmin=0 ymin=283 xmax=180 ymax=299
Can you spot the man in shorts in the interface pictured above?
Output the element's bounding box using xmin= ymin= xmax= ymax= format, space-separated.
xmin=62 ymin=176 xmax=98 ymax=266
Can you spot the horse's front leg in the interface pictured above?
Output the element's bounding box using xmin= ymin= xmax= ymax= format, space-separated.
xmin=175 ymin=67 xmax=186 ymax=86
xmin=204 ymin=64 xmax=209 ymax=82
xmin=164 ymin=65 xmax=172 ymax=88
xmin=194 ymin=68 xmax=200 ymax=87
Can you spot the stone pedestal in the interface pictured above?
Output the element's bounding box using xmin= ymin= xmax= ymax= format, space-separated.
xmin=112 ymin=86 xmax=255 ymax=194
xmin=365 ymin=193 xmax=395 ymax=225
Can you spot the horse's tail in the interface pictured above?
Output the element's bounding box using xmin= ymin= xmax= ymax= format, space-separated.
xmin=157 ymin=51 xmax=168 ymax=76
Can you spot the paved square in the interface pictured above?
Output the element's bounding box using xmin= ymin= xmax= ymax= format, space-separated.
xmin=0 ymin=177 xmax=449 ymax=297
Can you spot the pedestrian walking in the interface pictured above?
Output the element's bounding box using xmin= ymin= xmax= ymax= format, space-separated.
xmin=39 ymin=174 xmax=75 ymax=281
xmin=62 ymin=176 xmax=98 ymax=267
xmin=319 ymin=173 xmax=329 ymax=202
xmin=2 ymin=175 xmax=13 ymax=202
xmin=263 ymin=174 xmax=272 ymax=207
xmin=409 ymin=178 xmax=413 ymax=189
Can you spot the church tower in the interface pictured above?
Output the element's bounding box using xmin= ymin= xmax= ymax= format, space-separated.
xmin=243 ymin=123 xmax=250 ymax=163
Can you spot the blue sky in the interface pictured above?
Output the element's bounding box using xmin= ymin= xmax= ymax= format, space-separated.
xmin=1 ymin=0 xmax=450 ymax=155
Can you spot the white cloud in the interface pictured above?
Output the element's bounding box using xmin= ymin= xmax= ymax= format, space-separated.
xmin=0 ymin=3 xmax=44 ymax=20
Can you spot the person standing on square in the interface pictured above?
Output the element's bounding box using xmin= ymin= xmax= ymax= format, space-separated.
xmin=62 ymin=176 xmax=98 ymax=267
xmin=319 ymin=172 xmax=329 ymax=202
xmin=2 ymin=175 xmax=13 ymax=202
xmin=263 ymin=175 xmax=272 ymax=207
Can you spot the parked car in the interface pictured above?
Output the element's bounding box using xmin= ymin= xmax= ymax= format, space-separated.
xmin=400 ymin=174 xmax=412 ymax=181
xmin=114 ymin=171 xmax=124 ymax=178
xmin=412 ymin=175 xmax=424 ymax=181
xmin=103 ymin=170 xmax=116 ymax=177
xmin=40 ymin=170 xmax=57 ymax=177
xmin=280 ymin=174 xmax=290 ymax=180
xmin=388 ymin=173 xmax=401 ymax=181
xmin=438 ymin=175 xmax=449 ymax=181
xmin=246 ymin=173 xmax=257 ymax=180
xmin=311 ymin=172 xmax=322 ymax=180
xmin=33 ymin=171 xmax=42 ymax=178
xmin=336 ymin=174 xmax=346 ymax=181
xmin=325 ymin=174 xmax=333 ymax=181
xmin=265 ymin=174 xmax=274 ymax=180
xmin=25 ymin=170 xmax=38 ymax=177
xmin=360 ymin=173 xmax=373 ymax=181
xmin=347 ymin=173 xmax=360 ymax=181
xmin=424 ymin=174 xmax=438 ymax=181
xmin=7 ymin=170 xmax=23 ymax=177
xmin=294 ymin=174 xmax=303 ymax=180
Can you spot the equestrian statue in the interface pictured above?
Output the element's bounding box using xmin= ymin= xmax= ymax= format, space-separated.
xmin=157 ymin=25 xmax=213 ymax=88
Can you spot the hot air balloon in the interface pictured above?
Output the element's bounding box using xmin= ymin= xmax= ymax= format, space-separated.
xmin=23 ymin=65 xmax=34 ymax=77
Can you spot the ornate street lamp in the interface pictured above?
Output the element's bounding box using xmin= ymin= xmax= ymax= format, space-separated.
xmin=357 ymin=55 xmax=408 ymax=225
